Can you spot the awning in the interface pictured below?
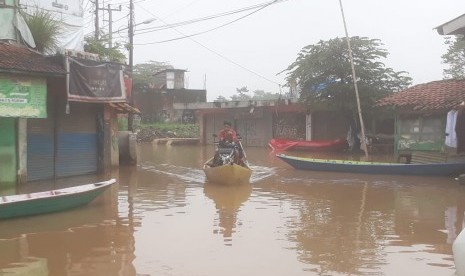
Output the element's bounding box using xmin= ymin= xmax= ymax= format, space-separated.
xmin=436 ymin=13 xmax=465 ymax=36
xmin=109 ymin=102 xmax=141 ymax=114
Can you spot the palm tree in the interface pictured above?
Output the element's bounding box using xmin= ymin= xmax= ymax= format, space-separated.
xmin=23 ymin=9 xmax=62 ymax=53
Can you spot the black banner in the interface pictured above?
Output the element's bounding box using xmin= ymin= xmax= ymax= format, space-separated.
xmin=68 ymin=57 xmax=126 ymax=102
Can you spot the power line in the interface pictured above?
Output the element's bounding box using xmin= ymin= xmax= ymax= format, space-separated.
xmin=115 ymin=0 xmax=285 ymax=35
xmin=84 ymin=0 xmax=91 ymax=11
xmin=85 ymin=0 xmax=286 ymax=38
xmin=134 ymin=0 xmax=286 ymax=34
xmin=163 ymin=0 xmax=201 ymax=19
xmin=100 ymin=4 xmax=123 ymax=47
xmin=135 ymin=2 xmax=283 ymax=86
xmin=100 ymin=0 xmax=145 ymax=6
xmin=134 ymin=1 xmax=280 ymax=43
xmin=84 ymin=12 xmax=128 ymax=37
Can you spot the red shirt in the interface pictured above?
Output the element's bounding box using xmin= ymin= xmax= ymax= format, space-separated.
xmin=218 ymin=128 xmax=237 ymax=142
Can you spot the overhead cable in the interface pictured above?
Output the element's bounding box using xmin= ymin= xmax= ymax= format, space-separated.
xmin=135 ymin=2 xmax=282 ymax=86
xmin=134 ymin=0 xmax=286 ymax=35
xmin=134 ymin=0 xmax=286 ymax=43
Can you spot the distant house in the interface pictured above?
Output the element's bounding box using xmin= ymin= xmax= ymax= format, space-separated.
xmin=134 ymin=69 xmax=207 ymax=123
xmin=436 ymin=13 xmax=465 ymax=36
xmin=377 ymin=79 xmax=465 ymax=156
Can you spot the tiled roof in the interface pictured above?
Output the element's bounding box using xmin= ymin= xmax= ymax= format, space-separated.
xmin=377 ymin=79 xmax=465 ymax=111
xmin=0 ymin=42 xmax=65 ymax=75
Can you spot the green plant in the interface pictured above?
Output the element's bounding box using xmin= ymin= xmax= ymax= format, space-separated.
xmin=23 ymin=9 xmax=63 ymax=53
xmin=442 ymin=36 xmax=465 ymax=79
xmin=117 ymin=117 xmax=128 ymax=131
xmin=84 ymin=35 xmax=126 ymax=63
xmin=140 ymin=122 xmax=199 ymax=138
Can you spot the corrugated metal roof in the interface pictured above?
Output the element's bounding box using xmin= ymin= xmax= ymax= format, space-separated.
xmin=377 ymin=79 xmax=465 ymax=112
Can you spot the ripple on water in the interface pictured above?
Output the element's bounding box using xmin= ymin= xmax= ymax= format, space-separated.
xmin=139 ymin=162 xmax=206 ymax=184
xmin=140 ymin=162 xmax=279 ymax=186
xmin=249 ymin=165 xmax=278 ymax=183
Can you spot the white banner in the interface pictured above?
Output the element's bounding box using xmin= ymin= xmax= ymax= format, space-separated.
xmin=0 ymin=3 xmax=15 ymax=40
xmin=19 ymin=0 xmax=85 ymax=51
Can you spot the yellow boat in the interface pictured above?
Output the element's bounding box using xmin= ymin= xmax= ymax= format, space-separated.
xmin=203 ymin=158 xmax=252 ymax=185
xmin=203 ymin=139 xmax=252 ymax=185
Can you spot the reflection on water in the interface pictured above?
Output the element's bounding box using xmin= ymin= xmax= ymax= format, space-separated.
xmin=0 ymin=256 xmax=48 ymax=276
xmin=0 ymin=144 xmax=464 ymax=275
xmin=204 ymin=182 xmax=252 ymax=243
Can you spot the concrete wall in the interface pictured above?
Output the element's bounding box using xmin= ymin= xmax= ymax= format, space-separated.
xmin=236 ymin=111 xmax=273 ymax=147
xmin=272 ymin=112 xmax=306 ymax=140
xmin=202 ymin=107 xmax=273 ymax=147
xmin=135 ymin=89 xmax=206 ymax=123
xmin=103 ymin=104 xmax=120 ymax=169
xmin=110 ymin=109 xmax=119 ymax=166
xmin=312 ymin=111 xmax=350 ymax=140
xmin=118 ymin=131 xmax=137 ymax=165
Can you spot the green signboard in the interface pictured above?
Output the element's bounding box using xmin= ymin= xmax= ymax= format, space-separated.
xmin=0 ymin=76 xmax=47 ymax=118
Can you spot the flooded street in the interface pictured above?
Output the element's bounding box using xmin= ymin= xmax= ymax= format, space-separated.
xmin=1 ymin=143 xmax=465 ymax=275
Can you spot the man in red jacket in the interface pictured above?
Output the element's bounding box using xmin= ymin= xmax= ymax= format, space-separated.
xmin=212 ymin=121 xmax=244 ymax=166
xmin=218 ymin=121 xmax=237 ymax=144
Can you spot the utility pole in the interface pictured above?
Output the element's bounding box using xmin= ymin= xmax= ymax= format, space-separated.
xmin=338 ymin=0 xmax=368 ymax=160
xmin=94 ymin=0 xmax=99 ymax=39
xmin=128 ymin=0 xmax=135 ymax=131
xmin=128 ymin=0 xmax=134 ymax=70
xmin=100 ymin=4 xmax=122 ymax=47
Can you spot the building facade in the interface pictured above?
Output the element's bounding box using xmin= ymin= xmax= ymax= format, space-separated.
xmin=378 ymin=79 xmax=465 ymax=157
xmin=134 ymin=69 xmax=207 ymax=123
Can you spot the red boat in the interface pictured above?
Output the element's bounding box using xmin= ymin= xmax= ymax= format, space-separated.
xmin=268 ymin=138 xmax=348 ymax=152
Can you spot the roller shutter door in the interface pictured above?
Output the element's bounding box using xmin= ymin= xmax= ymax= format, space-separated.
xmin=27 ymin=117 xmax=55 ymax=181
xmin=235 ymin=113 xmax=272 ymax=147
xmin=56 ymin=102 xmax=98 ymax=177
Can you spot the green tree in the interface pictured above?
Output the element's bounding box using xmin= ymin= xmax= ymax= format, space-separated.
xmin=215 ymin=95 xmax=227 ymax=102
xmin=283 ymin=37 xmax=412 ymax=114
xmin=442 ymin=36 xmax=465 ymax=79
xmin=132 ymin=60 xmax=173 ymax=87
xmin=84 ymin=35 xmax=126 ymax=63
xmin=231 ymin=86 xmax=251 ymax=101
xmin=23 ymin=9 xmax=62 ymax=53
xmin=251 ymin=89 xmax=281 ymax=100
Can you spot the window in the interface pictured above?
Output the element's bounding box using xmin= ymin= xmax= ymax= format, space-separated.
xmin=398 ymin=114 xmax=445 ymax=150
xmin=166 ymin=72 xmax=174 ymax=89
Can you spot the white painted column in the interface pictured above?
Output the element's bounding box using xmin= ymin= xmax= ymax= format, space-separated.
xmin=306 ymin=114 xmax=312 ymax=141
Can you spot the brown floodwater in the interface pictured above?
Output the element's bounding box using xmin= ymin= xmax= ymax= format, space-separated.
xmin=1 ymin=144 xmax=465 ymax=276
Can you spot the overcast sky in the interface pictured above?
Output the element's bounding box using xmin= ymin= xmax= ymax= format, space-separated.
xmin=86 ymin=0 xmax=465 ymax=101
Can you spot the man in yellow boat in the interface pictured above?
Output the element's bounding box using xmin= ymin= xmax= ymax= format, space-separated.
xmin=218 ymin=121 xmax=237 ymax=145
xmin=212 ymin=121 xmax=244 ymax=166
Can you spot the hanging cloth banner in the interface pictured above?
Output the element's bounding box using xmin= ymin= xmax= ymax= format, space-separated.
xmin=68 ymin=57 xmax=126 ymax=102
